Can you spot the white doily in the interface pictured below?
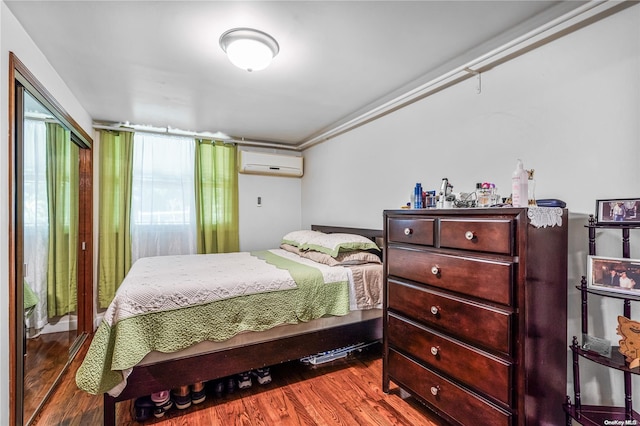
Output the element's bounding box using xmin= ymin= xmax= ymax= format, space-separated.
xmin=527 ymin=207 xmax=564 ymax=228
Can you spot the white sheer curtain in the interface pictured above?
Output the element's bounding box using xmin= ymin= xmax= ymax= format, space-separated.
xmin=23 ymin=119 xmax=49 ymax=330
xmin=130 ymin=132 xmax=197 ymax=263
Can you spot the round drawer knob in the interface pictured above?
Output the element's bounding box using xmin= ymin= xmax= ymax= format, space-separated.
xmin=404 ymin=227 xmax=413 ymax=236
xmin=430 ymin=386 xmax=440 ymax=396
xmin=430 ymin=306 xmax=439 ymax=315
xmin=430 ymin=346 xmax=439 ymax=356
xmin=465 ymin=230 xmax=475 ymax=240
xmin=431 ymin=265 xmax=440 ymax=275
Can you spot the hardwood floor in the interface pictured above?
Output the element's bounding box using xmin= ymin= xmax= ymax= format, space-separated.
xmin=31 ymin=338 xmax=445 ymax=426
xmin=24 ymin=330 xmax=78 ymax=422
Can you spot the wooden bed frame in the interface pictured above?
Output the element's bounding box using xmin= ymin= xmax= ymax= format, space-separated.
xmin=102 ymin=225 xmax=383 ymax=425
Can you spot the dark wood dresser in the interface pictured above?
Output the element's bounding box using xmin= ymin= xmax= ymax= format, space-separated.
xmin=382 ymin=208 xmax=568 ymax=426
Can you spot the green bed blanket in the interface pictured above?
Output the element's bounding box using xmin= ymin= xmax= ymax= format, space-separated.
xmin=76 ymin=250 xmax=350 ymax=396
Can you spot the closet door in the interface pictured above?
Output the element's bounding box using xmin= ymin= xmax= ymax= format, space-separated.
xmin=21 ymin=90 xmax=80 ymax=424
xmin=10 ymin=53 xmax=93 ymax=426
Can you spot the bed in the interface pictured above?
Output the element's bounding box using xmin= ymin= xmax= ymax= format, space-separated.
xmin=75 ymin=225 xmax=383 ymax=426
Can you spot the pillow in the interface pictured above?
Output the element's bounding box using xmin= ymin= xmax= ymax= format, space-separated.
xmin=279 ymin=243 xmax=302 ymax=255
xmin=300 ymin=232 xmax=380 ymax=257
xmin=281 ymin=230 xmax=325 ymax=248
xmin=300 ymin=249 xmax=382 ymax=266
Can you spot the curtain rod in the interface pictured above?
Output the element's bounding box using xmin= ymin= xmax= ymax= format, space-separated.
xmin=25 ymin=114 xmax=59 ymax=124
xmin=92 ymin=124 xmax=300 ymax=151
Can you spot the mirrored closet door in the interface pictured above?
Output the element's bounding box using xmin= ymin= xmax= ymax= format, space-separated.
xmin=10 ymin=53 xmax=93 ymax=426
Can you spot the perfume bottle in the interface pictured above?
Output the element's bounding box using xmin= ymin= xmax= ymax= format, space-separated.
xmin=476 ymin=182 xmax=495 ymax=207
xmin=527 ymin=169 xmax=536 ymax=206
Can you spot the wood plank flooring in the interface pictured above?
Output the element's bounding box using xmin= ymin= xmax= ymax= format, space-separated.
xmin=31 ymin=337 xmax=445 ymax=426
xmin=24 ymin=330 xmax=77 ymax=422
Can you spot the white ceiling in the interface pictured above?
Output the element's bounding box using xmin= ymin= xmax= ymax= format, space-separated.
xmin=5 ymin=0 xmax=589 ymax=148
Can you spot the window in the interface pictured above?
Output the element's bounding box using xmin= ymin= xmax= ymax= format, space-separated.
xmin=23 ymin=119 xmax=49 ymax=328
xmin=130 ymin=132 xmax=196 ymax=262
xmin=23 ymin=119 xmax=49 ymax=227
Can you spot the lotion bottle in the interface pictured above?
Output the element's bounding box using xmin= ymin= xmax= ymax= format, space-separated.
xmin=413 ymin=183 xmax=423 ymax=209
xmin=511 ymin=159 xmax=528 ymax=207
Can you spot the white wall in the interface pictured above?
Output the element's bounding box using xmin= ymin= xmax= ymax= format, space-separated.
xmin=0 ymin=2 xmax=93 ymax=423
xmin=302 ymin=3 xmax=640 ymax=410
xmin=238 ymin=159 xmax=302 ymax=251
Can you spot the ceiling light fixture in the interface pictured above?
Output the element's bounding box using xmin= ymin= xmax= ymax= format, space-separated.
xmin=219 ymin=28 xmax=279 ymax=72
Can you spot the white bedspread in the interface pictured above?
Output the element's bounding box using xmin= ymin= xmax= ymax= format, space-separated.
xmin=102 ymin=249 xmax=353 ymax=328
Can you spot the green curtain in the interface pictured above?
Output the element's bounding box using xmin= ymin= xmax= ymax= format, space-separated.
xmin=98 ymin=130 xmax=134 ymax=308
xmin=194 ymin=139 xmax=239 ymax=254
xmin=46 ymin=123 xmax=78 ymax=317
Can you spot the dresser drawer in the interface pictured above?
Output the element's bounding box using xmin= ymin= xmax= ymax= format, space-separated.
xmin=387 ymin=218 xmax=435 ymax=246
xmin=387 ymin=280 xmax=513 ymax=354
xmin=440 ymin=218 xmax=514 ymax=255
xmin=387 ymin=314 xmax=512 ymax=405
xmin=388 ymin=349 xmax=512 ymax=426
xmin=387 ymin=246 xmax=514 ymax=306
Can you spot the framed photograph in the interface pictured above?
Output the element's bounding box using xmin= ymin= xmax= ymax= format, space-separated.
xmin=587 ymin=255 xmax=640 ymax=297
xmin=596 ymin=198 xmax=640 ymax=225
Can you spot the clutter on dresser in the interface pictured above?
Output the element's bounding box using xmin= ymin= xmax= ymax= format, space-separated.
xmin=453 ymin=191 xmax=477 ymax=208
xmin=406 ymin=178 xmax=458 ymax=209
xmin=406 ymin=177 xmax=500 ymax=209
xmin=536 ymin=198 xmax=566 ymax=208
xmin=511 ymin=159 xmax=528 ymax=207
xmin=436 ymin=177 xmax=454 ymax=208
xmin=412 ymin=183 xmax=423 ymax=208
xmin=475 ymin=182 xmax=497 ymax=207
xmin=527 ymin=169 xmax=536 ymax=206
xmin=405 ymin=159 xmax=562 ymax=210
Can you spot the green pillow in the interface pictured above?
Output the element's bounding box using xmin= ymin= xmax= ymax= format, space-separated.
xmin=301 ymin=233 xmax=380 ymax=257
xmin=281 ymin=230 xmax=325 ymax=247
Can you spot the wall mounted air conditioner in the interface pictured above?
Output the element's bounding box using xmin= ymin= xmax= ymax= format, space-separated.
xmin=238 ymin=150 xmax=303 ymax=177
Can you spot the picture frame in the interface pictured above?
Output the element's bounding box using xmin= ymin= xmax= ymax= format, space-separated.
xmin=595 ymin=198 xmax=640 ymax=225
xmin=587 ymin=255 xmax=640 ymax=297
